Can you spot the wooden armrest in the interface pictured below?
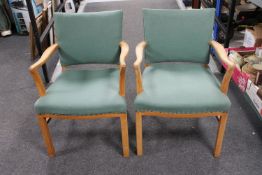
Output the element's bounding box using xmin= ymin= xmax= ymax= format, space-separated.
xmin=119 ymin=41 xmax=129 ymax=67
xmin=29 ymin=44 xmax=59 ymax=71
xmin=209 ymin=40 xmax=235 ymax=94
xmin=134 ymin=41 xmax=147 ymax=94
xmin=29 ymin=44 xmax=59 ymax=96
xmin=119 ymin=41 xmax=129 ymax=96
xmin=134 ymin=41 xmax=147 ymax=68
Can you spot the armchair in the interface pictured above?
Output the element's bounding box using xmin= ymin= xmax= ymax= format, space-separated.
xmin=29 ymin=11 xmax=130 ymax=157
xmin=134 ymin=9 xmax=235 ymax=157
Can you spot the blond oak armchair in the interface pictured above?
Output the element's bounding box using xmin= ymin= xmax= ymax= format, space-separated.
xmin=134 ymin=9 xmax=235 ymax=158
xmin=29 ymin=11 xmax=130 ymax=157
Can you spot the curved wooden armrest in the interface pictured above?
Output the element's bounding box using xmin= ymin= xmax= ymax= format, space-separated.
xmin=119 ymin=41 xmax=129 ymax=67
xmin=29 ymin=44 xmax=59 ymax=96
xmin=134 ymin=41 xmax=147 ymax=94
xmin=29 ymin=44 xmax=59 ymax=71
xmin=209 ymin=40 xmax=235 ymax=94
xmin=134 ymin=41 xmax=147 ymax=68
xmin=119 ymin=41 xmax=129 ymax=96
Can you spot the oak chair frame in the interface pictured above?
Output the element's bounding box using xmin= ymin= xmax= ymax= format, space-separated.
xmin=29 ymin=41 xmax=130 ymax=157
xmin=134 ymin=40 xmax=235 ymax=158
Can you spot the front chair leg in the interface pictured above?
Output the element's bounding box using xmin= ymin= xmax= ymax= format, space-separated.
xmin=120 ymin=114 xmax=130 ymax=157
xmin=214 ymin=113 xmax=228 ymax=157
xmin=37 ymin=116 xmax=55 ymax=157
xmin=136 ymin=112 xmax=143 ymax=156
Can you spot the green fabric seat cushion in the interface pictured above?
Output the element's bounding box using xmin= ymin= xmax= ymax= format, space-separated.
xmin=54 ymin=10 xmax=123 ymax=66
xmin=135 ymin=63 xmax=231 ymax=113
xmin=143 ymin=8 xmax=215 ymax=64
xmin=35 ymin=68 xmax=126 ymax=115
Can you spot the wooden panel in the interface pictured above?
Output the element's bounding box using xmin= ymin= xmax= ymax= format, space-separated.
xmin=209 ymin=40 xmax=235 ymax=94
xmin=214 ymin=113 xmax=228 ymax=157
xmin=137 ymin=111 xmax=229 ymax=157
xmin=40 ymin=113 xmax=126 ymax=120
xmin=136 ymin=112 xmax=143 ymax=156
xmin=119 ymin=41 xmax=129 ymax=96
xmin=38 ymin=113 xmax=129 ymax=157
xmin=141 ymin=111 xmax=227 ymax=118
xmin=37 ymin=116 xmax=55 ymax=157
xmin=29 ymin=44 xmax=59 ymax=96
xmin=120 ymin=114 xmax=130 ymax=157
xmin=134 ymin=41 xmax=147 ymax=94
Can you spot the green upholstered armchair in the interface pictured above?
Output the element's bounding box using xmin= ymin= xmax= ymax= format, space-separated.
xmin=134 ymin=9 xmax=235 ymax=157
xmin=29 ymin=11 xmax=129 ymax=157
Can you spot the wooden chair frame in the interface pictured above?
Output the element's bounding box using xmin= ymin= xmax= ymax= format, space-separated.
xmin=29 ymin=41 xmax=130 ymax=157
xmin=134 ymin=40 xmax=235 ymax=158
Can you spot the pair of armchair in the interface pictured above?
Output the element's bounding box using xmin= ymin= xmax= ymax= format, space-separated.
xmin=29 ymin=9 xmax=234 ymax=158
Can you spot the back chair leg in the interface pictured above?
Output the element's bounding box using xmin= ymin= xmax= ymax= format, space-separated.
xmin=136 ymin=112 xmax=143 ymax=156
xmin=214 ymin=113 xmax=228 ymax=157
xmin=120 ymin=114 xmax=130 ymax=157
xmin=37 ymin=116 xmax=55 ymax=157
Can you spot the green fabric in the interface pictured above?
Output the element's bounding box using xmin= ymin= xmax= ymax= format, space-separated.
xmin=35 ymin=68 xmax=126 ymax=115
xmin=54 ymin=10 xmax=123 ymax=66
xmin=143 ymin=8 xmax=215 ymax=64
xmin=135 ymin=63 xmax=231 ymax=113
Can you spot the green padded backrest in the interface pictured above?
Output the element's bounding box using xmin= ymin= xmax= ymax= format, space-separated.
xmin=54 ymin=11 xmax=123 ymax=66
xmin=143 ymin=8 xmax=215 ymax=64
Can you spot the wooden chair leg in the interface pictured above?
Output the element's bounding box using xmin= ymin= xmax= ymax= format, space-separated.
xmin=136 ymin=112 xmax=143 ymax=156
xmin=37 ymin=116 xmax=55 ymax=157
xmin=120 ymin=114 xmax=130 ymax=157
xmin=214 ymin=113 xmax=228 ymax=157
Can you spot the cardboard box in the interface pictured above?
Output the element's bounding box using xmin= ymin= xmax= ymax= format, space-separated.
xmin=8 ymin=0 xmax=43 ymax=34
xmin=223 ymin=48 xmax=256 ymax=92
xmin=223 ymin=60 xmax=250 ymax=92
xmin=246 ymin=79 xmax=262 ymax=116
xmin=243 ymin=24 xmax=262 ymax=48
